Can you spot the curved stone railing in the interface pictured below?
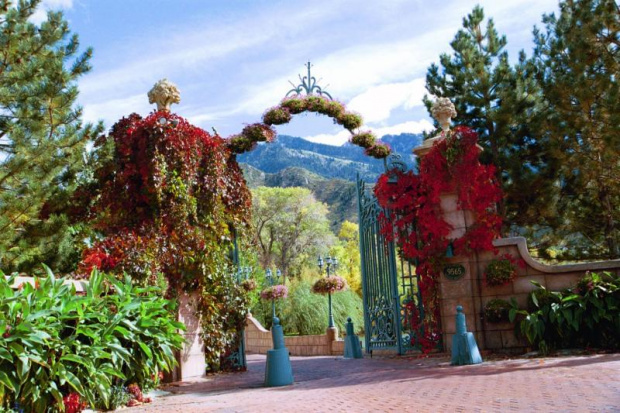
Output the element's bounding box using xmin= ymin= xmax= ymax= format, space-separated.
xmin=245 ymin=314 xmax=345 ymax=356
xmin=475 ymin=237 xmax=620 ymax=352
xmin=494 ymin=237 xmax=620 ymax=274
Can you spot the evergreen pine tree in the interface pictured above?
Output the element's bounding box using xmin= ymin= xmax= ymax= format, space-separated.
xmin=0 ymin=0 xmax=102 ymax=272
xmin=423 ymin=6 xmax=558 ymax=236
xmin=532 ymin=0 xmax=619 ymax=259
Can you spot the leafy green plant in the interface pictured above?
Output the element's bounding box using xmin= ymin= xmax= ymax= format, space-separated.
xmin=0 ymin=267 xmax=184 ymax=412
xmin=257 ymin=276 xmax=363 ymax=336
xmin=509 ymin=272 xmax=620 ymax=352
xmin=485 ymin=256 xmax=517 ymax=286
xmin=484 ymin=298 xmax=511 ymax=322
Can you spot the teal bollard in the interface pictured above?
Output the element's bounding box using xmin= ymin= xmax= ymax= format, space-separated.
xmin=451 ymin=305 xmax=483 ymax=366
xmin=264 ymin=317 xmax=294 ymax=387
xmin=343 ymin=317 xmax=363 ymax=359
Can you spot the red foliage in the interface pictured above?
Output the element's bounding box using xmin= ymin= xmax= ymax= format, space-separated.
xmin=374 ymin=126 xmax=503 ymax=352
xmin=63 ymin=392 xmax=87 ymax=413
xmin=77 ymin=111 xmax=252 ymax=291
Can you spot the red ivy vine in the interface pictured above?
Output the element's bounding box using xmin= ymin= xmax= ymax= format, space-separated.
xmin=374 ymin=126 xmax=502 ymax=351
xmin=76 ymin=110 xmax=251 ymax=291
xmin=73 ymin=111 xmax=253 ymax=369
xmin=226 ymin=94 xmax=391 ymax=159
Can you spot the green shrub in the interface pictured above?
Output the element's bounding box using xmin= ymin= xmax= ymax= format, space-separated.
xmin=280 ymin=276 xmax=363 ymax=336
xmin=485 ymin=258 xmax=517 ymax=286
xmin=510 ymin=271 xmax=620 ymax=352
xmin=484 ymin=299 xmax=511 ymax=322
xmin=0 ymin=267 xmax=184 ymax=412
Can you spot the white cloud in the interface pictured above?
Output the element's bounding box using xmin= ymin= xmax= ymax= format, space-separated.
xmin=372 ymin=120 xmax=433 ymax=137
xmin=347 ymin=78 xmax=427 ymax=123
xmin=82 ymin=94 xmax=148 ymax=125
xmin=303 ymin=130 xmax=352 ymax=146
xmin=30 ymin=0 xmax=73 ymax=24
xmin=303 ymin=119 xmax=433 ymax=146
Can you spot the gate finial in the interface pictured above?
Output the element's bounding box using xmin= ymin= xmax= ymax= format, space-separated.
xmin=413 ymin=97 xmax=457 ymax=157
xmin=286 ymin=61 xmax=333 ymax=99
xmin=431 ymin=97 xmax=457 ymax=133
xmin=148 ymin=78 xmax=181 ymax=111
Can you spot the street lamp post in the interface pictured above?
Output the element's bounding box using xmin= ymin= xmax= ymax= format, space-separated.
xmin=265 ymin=268 xmax=281 ymax=320
xmin=318 ymin=255 xmax=338 ymax=329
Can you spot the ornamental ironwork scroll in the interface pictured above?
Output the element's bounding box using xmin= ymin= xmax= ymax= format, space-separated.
xmin=286 ymin=61 xmax=333 ymax=99
xmin=357 ymin=152 xmax=443 ymax=355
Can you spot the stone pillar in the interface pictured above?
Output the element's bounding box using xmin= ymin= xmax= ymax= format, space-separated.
xmin=412 ymin=98 xmax=485 ymax=353
xmin=435 ymin=193 xmax=485 ymax=352
xmin=175 ymin=291 xmax=207 ymax=380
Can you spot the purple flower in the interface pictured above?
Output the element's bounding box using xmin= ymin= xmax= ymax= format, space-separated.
xmin=260 ymin=285 xmax=288 ymax=300
xmin=312 ymin=275 xmax=348 ymax=294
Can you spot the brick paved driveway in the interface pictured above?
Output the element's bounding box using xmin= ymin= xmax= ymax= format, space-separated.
xmin=128 ymin=353 xmax=620 ymax=412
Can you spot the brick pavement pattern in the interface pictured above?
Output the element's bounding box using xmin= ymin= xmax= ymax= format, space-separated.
xmin=128 ymin=353 xmax=620 ymax=413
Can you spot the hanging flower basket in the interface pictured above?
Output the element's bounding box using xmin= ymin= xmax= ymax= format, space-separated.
xmin=484 ymin=298 xmax=512 ymax=323
xmin=260 ymin=285 xmax=288 ymax=300
xmin=312 ymin=275 xmax=348 ymax=294
xmin=241 ymin=279 xmax=257 ymax=292
xmin=485 ymin=256 xmax=517 ymax=287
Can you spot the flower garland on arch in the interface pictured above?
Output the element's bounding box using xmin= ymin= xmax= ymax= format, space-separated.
xmin=226 ymin=94 xmax=391 ymax=159
xmin=375 ymin=126 xmax=502 ymax=280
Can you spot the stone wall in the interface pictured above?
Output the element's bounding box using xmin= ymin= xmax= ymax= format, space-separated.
xmin=245 ymin=314 xmax=346 ymax=356
xmin=438 ymin=235 xmax=620 ymax=353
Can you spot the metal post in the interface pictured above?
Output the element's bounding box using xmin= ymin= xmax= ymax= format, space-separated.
xmin=356 ymin=175 xmax=372 ymax=354
xmin=328 ymin=291 xmax=335 ymax=328
xmin=319 ymin=255 xmax=337 ymax=329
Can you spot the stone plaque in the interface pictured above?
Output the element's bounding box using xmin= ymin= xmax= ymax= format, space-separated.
xmin=443 ymin=264 xmax=466 ymax=280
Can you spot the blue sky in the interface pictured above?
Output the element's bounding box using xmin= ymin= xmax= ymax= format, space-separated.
xmin=38 ymin=0 xmax=558 ymax=145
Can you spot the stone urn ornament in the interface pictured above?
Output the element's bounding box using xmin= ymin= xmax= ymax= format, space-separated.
xmin=431 ymin=97 xmax=457 ymax=133
xmin=148 ymin=78 xmax=181 ymax=111
xmin=413 ymin=97 xmax=457 ymax=157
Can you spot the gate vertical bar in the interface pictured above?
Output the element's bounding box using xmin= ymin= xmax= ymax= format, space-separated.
xmin=356 ymin=174 xmax=372 ymax=353
xmin=385 ymin=208 xmax=404 ymax=355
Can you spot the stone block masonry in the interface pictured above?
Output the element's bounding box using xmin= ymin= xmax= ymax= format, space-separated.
xmin=245 ymin=314 xmax=348 ymax=356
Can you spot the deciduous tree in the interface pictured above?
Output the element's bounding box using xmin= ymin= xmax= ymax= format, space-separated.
xmin=251 ymin=187 xmax=333 ymax=278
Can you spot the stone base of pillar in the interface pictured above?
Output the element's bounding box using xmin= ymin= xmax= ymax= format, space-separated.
xmin=175 ymin=291 xmax=207 ymax=381
xmin=326 ymin=326 xmax=339 ymax=354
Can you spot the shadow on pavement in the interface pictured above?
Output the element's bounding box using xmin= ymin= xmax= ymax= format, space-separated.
xmin=162 ymin=352 xmax=620 ymax=395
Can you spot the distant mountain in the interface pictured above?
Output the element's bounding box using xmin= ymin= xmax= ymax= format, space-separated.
xmin=237 ymin=133 xmax=422 ymax=182
xmin=241 ymin=165 xmax=359 ymax=231
xmin=379 ymin=134 xmax=422 ymax=168
xmin=238 ymin=133 xmax=423 ymax=231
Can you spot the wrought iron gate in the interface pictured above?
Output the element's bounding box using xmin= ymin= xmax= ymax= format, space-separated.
xmin=357 ymin=154 xmax=439 ymax=355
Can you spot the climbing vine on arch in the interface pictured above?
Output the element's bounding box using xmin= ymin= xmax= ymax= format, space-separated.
xmin=226 ymin=94 xmax=392 ymax=159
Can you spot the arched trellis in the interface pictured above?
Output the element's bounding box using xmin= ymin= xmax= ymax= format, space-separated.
xmin=226 ymin=62 xmax=391 ymax=160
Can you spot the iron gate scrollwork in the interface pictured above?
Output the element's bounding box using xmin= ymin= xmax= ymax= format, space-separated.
xmin=357 ymin=177 xmax=402 ymax=353
xmin=357 ymin=153 xmax=440 ymax=355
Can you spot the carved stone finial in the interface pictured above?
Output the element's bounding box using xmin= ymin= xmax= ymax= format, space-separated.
xmin=431 ymin=97 xmax=457 ymax=132
xmin=148 ymin=79 xmax=181 ymax=111
xmin=413 ymin=97 xmax=457 ymax=157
